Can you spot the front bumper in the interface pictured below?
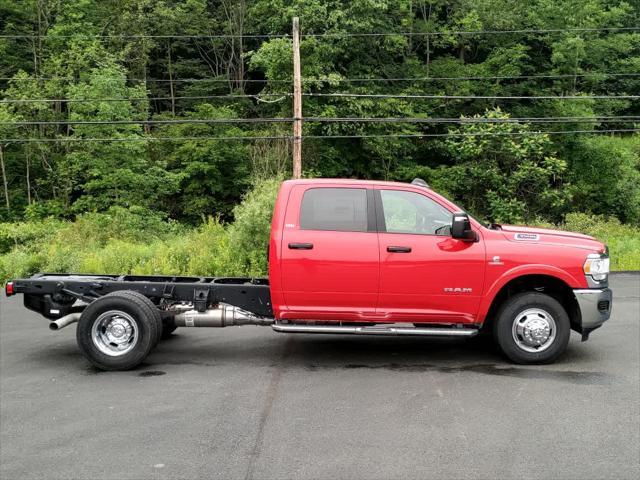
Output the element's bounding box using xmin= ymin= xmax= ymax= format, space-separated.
xmin=573 ymin=288 xmax=613 ymax=340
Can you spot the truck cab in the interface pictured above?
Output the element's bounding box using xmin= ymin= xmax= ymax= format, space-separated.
xmin=268 ymin=179 xmax=612 ymax=363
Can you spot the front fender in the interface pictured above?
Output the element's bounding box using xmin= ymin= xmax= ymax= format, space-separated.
xmin=477 ymin=264 xmax=583 ymax=323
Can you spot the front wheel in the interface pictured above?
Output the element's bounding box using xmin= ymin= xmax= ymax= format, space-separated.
xmin=493 ymin=292 xmax=570 ymax=364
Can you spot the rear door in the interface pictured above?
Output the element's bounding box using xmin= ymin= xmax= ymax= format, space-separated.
xmin=279 ymin=184 xmax=380 ymax=321
xmin=375 ymin=187 xmax=485 ymax=324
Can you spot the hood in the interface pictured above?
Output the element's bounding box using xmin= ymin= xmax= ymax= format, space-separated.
xmin=495 ymin=224 xmax=605 ymax=252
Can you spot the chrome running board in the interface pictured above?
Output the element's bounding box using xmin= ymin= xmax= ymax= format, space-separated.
xmin=271 ymin=323 xmax=478 ymax=337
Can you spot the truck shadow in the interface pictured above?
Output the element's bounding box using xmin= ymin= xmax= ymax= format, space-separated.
xmin=25 ymin=330 xmax=609 ymax=385
xmin=151 ymin=331 xmax=609 ymax=385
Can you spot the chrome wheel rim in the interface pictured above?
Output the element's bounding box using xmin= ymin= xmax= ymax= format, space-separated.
xmin=91 ymin=310 xmax=138 ymax=357
xmin=511 ymin=308 xmax=556 ymax=353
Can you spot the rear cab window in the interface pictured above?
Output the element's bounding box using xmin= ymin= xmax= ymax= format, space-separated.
xmin=299 ymin=187 xmax=370 ymax=232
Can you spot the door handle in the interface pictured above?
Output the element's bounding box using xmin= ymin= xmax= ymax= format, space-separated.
xmin=387 ymin=246 xmax=412 ymax=253
xmin=288 ymin=242 xmax=314 ymax=250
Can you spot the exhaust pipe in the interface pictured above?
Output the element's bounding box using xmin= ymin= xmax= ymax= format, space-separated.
xmin=173 ymin=304 xmax=274 ymax=328
xmin=271 ymin=323 xmax=478 ymax=337
xmin=49 ymin=312 xmax=82 ymax=331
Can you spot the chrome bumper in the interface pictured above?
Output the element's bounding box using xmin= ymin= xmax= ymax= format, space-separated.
xmin=573 ymin=288 xmax=612 ymax=338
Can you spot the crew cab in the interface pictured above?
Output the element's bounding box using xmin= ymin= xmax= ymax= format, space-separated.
xmin=4 ymin=178 xmax=613 ymax=370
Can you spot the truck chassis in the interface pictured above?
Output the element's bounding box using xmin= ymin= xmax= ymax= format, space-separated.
xmin=12 ymin=273 xmax=273 ymax=319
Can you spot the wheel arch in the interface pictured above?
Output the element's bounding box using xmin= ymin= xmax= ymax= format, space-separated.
xmin=479 ymin=273 xmax=581 ymax=333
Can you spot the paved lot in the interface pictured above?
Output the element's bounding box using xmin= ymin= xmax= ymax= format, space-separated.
xmin=1 ymin=274 xmax=639 ymax=480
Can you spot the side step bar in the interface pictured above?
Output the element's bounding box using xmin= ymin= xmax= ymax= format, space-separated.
xmin=271 ymin=323 xmax=478 ymax=337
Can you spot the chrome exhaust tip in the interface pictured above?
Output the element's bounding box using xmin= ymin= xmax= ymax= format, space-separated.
xmin=49 ymin=313 xmax=82 ymax=331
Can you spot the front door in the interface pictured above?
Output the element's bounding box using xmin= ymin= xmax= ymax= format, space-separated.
xmin=279 ymin=185 xmax=380 ymax=321
xmin=375 ymin=187 xmax=485 ymax=324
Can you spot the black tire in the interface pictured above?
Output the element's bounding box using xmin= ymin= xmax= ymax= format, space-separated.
xmin=76 ymin=291 xmax=160 ymax=371
xmin=493 ymin=292 xmax=570 ymax=364
xmin=161 ymin=323 xmax=178 ymax=339
xmin=111 ymin=290 xmax=163 ymax=346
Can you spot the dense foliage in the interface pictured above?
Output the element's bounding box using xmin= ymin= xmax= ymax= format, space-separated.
xmin=1 ymin=0 xmax=639 ymax=225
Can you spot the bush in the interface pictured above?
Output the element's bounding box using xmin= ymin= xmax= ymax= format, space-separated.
xmin=228 ymin=177 xmax=282 ymax=276
xmin=567 ymin=136 xmax=640 ymax=226
xmin=0 ymin=218 xmax=64 ymax=254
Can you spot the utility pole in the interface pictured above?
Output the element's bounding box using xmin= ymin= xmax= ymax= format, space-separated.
xmin=292 ymin=16 xmax=302 ymax=179
xmin=0 ymin=145 xmax=9 ymax=212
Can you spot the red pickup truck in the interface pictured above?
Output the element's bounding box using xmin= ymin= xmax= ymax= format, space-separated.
xmin=5 ymin=178 xmax=612 ymax=371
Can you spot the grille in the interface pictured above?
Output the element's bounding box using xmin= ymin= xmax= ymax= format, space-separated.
xmin=597 ymin=300 xmax=610 ymax=312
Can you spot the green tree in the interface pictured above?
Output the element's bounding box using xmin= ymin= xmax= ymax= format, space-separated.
xmin=434 ymin=110 xmax=570 ymax=223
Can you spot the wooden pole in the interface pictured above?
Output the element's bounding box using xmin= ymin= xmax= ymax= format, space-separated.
xmin=0 ymin=145 xmax=10 ymax=212
xmin=292 ymin=16 xmax=302 ymax=179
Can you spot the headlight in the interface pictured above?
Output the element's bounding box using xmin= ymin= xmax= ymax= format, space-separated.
xmin=583 ymin=253 xmax=610 ymax=281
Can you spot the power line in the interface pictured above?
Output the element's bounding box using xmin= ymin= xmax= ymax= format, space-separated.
xmin=2 ymin=128 xmax=637 ymax=143
xmin=1 ymin=26 xmax=637 ymax=40
xmin=304 ymin=128 xmax=640 ymax=139
xmin=4 ymin=115 xmax=639 ymax=127
xmin=3 ymin=118 xmax=293 ymax=126
xmin=4 ymin=92 xmax=639 ymax=104
xmin=2 ymin=73 xmax=639 ymax=83
xmin=0 ymin=93 xmax=288 ymax=104
xmin=302 ymin=93 xmax=640 ymax=100
xmin=0 ymin=135 xmax=291 ymax=143
xmin=0 ymin=76 xmax=290 ymax=83
xmin=304 ymin=73 xmax=640 ymax=82
xmin=304 ymin=116 xmax=640 ymax=124
xmin=302 ymin=27 xmax=640 ymax=37
xmin=0 ymin=33 xmax=284 ymax=40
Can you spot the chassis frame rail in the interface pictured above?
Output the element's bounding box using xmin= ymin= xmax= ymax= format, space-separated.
xmin=11 ymin=273 xmax=272 ymax=319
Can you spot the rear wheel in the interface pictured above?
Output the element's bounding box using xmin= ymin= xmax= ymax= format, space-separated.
xmin=111 ymin=290 xmax=163 ymax=346
xmin=76 ymin=291 xmax=160 ymax=371
xmin=493 ymin=292 xmax=570 ymax=364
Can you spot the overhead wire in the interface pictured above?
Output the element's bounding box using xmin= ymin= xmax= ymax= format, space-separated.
xmin=304 ymin=128 xmax=640 ymax=139
xmin=2 ymin=72 xmax=639 ymax=83
xmin=0 ymin=94 xmax=288 ymax=104
xmin=0 ymin=26 xmax=637 ymax=40
xmin=3 ymin=115 xmax=639 ymax=127
xmin=3 ymin=93 xmax=640 ymax=104
xmin=299 ymin=73 xmax=640 ymax=82
xmin=301 ymin=27 xmax=640 ymax=37
xmin=2 ymin=128 xmax=638 ymax=143
xmin=302 ymin=93 xmax=640 ymax=100
xmin=303 ymin=116 xmax=640 ymax=124
xmin=2 ymin=118 xmax=294 ymax=126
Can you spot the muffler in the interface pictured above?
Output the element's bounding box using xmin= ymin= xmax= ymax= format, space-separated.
xmin=49 ymin=312 xmax=82 ymax=331
xmin=173 ymin=304 xmax=274 ymax=327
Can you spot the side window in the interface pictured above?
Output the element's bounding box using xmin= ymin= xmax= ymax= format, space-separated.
xmin=380 ymin=189 xmax=451 ymax=235
xmin=300 ymin=188 xmax=368 ymax=232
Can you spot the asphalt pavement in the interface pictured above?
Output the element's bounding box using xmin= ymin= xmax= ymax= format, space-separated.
xmin=1 ymin=273 xmax=639 ymax=480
